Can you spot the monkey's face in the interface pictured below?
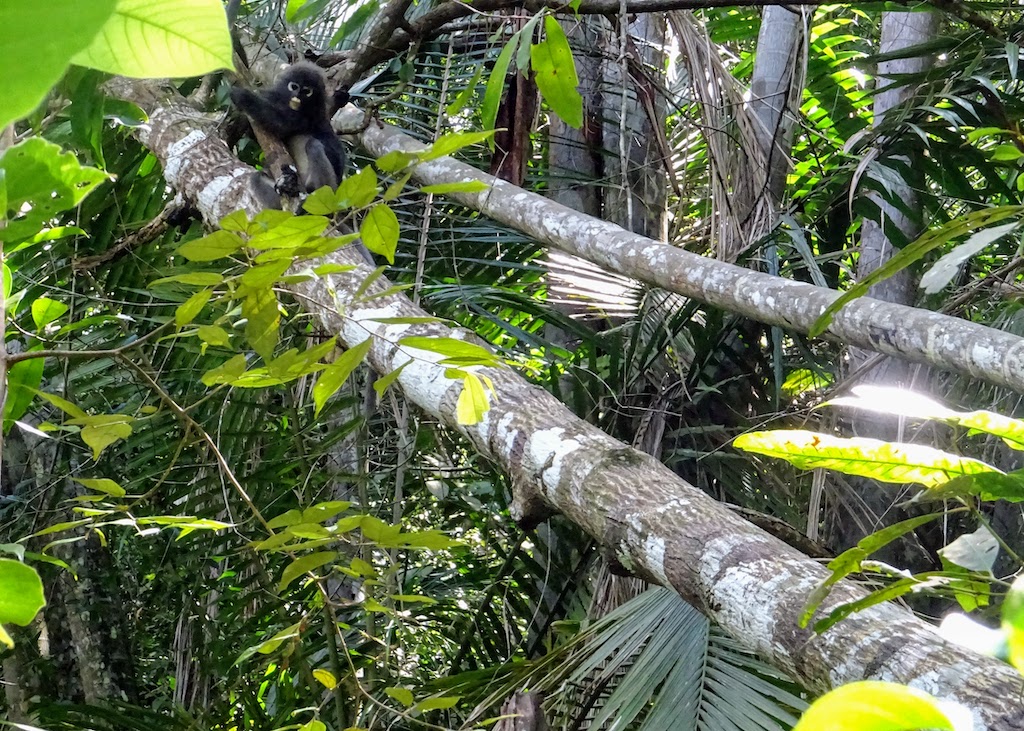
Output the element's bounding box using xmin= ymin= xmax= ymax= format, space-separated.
xmin=286 ymin=80 xmax=316 ymax=110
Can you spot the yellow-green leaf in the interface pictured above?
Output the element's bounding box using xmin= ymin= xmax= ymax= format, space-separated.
xmin=312 ymin=340 xmax=372 ymax=416
xmin=733 ymin=430 xmax=999 ymax=488
xmin=177 ymin=230 xmax=243 ymax=261
xmin=360 ymin=204 xmax=399 ymax=263
xmin=335 ymin=166 xmax=378 ymax=210
xmin=175 ymin=288 xmax=213 ymax=326
xmin=31 ymin=297 xmax=68 ymax=329
xmin=313 ymin=669 xmax=337 ymax=689
xmin=73 ymin=478 xmax=126 ymax=498
xmin=385 ymin=686 xmax=415 ymax=707
xmin=72 ymin=0 xmax=234 ymax=78
xmin=792 ymin=681 xmax=954 ymax=731
xmin=456 ymin=372 xmax=489 ymax=425
xmin=197 ymin=324 xmax=231 ymax=347
xmin=0 ymin=559 xmax=46 ymax=627
xmin=420 ymin=181 xmax=490 ymax=195
xmin=278 ymin=551 xmax=337 ymax=591
xmin=531 ymin=15 xmax=583 ymax=129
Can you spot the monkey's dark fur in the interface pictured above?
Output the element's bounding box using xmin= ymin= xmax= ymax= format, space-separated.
xmin=231 ymin=62 xmax=346 ymax=194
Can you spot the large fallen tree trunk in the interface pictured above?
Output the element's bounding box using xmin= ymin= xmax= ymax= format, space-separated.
xmin=106 ymin=77 xmax=1024 ymax=729
xmin=344 ymin=111 xmax=1024 ymax=397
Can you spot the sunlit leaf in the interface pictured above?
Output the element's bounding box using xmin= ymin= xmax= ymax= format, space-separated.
xmin=792 ymin=681 xmax=954 ymax=731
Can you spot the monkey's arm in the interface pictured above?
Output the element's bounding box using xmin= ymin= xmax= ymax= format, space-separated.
xmin=230 ymin=87 xmax=302 ymax=140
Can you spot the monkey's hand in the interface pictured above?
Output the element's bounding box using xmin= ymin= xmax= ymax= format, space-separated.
xmin=275 ymin=165 xmax=302 ymax=198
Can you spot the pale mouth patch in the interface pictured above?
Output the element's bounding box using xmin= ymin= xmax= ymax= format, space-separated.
xmin=289 ymin=97 xmax=301 ymax=110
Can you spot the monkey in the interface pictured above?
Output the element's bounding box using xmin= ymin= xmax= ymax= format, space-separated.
xmin=230 ymin=62 xmax=347 ymax=196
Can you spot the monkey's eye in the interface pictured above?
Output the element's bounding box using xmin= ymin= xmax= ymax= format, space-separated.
xmin=287 ymin=81 xmax=300 ymax=93
xmin=303 ymin=87 xmax=313 ymax=98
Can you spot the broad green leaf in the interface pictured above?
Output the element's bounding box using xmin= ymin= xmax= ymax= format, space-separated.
xmin=420 ymin=131 xmax=497 ymax=161
xmin=302 ymin=186 xmax=338 ymax=215
xmin=287 ymin=524 xmax=331 ymax=539
xmin=412 ymin=696 xmax=460 ymax=713
xmin=395 ymin=530 xmax=457 ymax=550
xmin=312 ymin=339 xmax=372 ymax=416
xmin=335 ymin=166 xmax=378 ymax=210
xmin=810 ymin=206 xmax=1024 ymax=337
xmin=278 ymin=551 xmax=337 ymax=591
xmin=31 ymin=298 xmax=68 ymax=329
xmin=313 ymin=263 xmax=357 ymax=276
xmin=243 ymin=289 xmax=280 ymax=360
xmin=531 ymin=15 xmax=583 ymax=129
xmin=792 ymin=681 xmax=953 ymax=731
xmin=71 ymin=416 xmax=134 ymax=460
xmin=175 ymin=289 xmax=213 ymax=326
xmin=349 ymin=557 xmax=375 ymax=577
xmin=482 ymin=33 xmax=521 ymax=133
xmin=1005 ymin=575 xmax=1024 ymax=671
xmin=3 ymin=356 xmax=45 ymax=425
xmin=74 ymin=478 xmax=126 ymax=498
xmin=0 ymin=138 xmax=109 ymax=243
xmin=991 ymin=144 xmax=1023 ymax=161
xmin=375 ymin=150 xmax=418 ymax=174
xmin=267 ymin=509 xmax=303 ymax=529
xmin=73 ymin=0 xmax=234 ymax=78
xmin=457 ymin=372 xmax=490 ymax=425
xmin=373 ymin=361 xmax=409 ymax=396
xmin=220 ymin=209 xmax=249 ymax=232
xmin=939 ymin=527 xmax=998 ymax=573
xmin=150 ymin=272 xmax=225 ymax=288
xmin=246 ymin=622 xmax=301 ymax=658
xmin=35 ymin=391 xmax=88 ymax=419
xmin=420 ymin=181 xmax=490 ymax=195
xmin=177 ymin=230 xmax=244 ymax=261
xmin=360 ymin=204 xmax=399 ymax=263
xmin=249 ymin=214 xmax=329 ymax=249
xmin=202 ymin=354 xmax=248 ymax=386
xmin=734 ymin=430 xmax=1000 ymax=487
xmin=299 ymin=721 xmax=326 ymax=731
xmin=385 ymin=687 xmax=415 ymax=707
xmin=390 ymin=594 xmax=437 ymax=604
xmin=0 ymin=0 xmax=116 ymax=129
xmin=197 ymin=324 xmax=231 ymax=347
xmin=399 ymin=336 xmax=502 ymax=367
xmin=0 ymin=560 xmax=45 ymax=637
xmin=301 ymin=501 xmax=351 ymax=524
xmin=241 ymin=260 xmax=291 ymax=289
xmin=312 ymin=669 xmax=337 ymax=690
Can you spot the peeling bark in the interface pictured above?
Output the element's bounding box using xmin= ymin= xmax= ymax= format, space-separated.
xmin=103 ymin=78 xmax=1024 ymax=728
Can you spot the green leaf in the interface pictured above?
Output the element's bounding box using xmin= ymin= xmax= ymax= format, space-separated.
xmin=531 ymin=15 xmax=583 ymax=129
xmin=335 ymin=165 xmax=378 ymax=210
xmin=220 ymin=209 xmax=249 ymax=232
xmin=177 ymin=230 xmax=244 ymax=261
xmin=31 ymin=297 xmax=68 ymax=329
xmin=375 ymin=150 xmax=418 ymax=174
xmin=73 ymin=478 xmax=126 ymax=498
xmin=241 ymin=259 xmax=291 ymax=290
xmin=278 ymin=551 xmax=337 ymax=591
xmin=395 ymin=530 xmax=457 ymax=550
xmin=312 ymin=669 xmax=337 ymax=690
xmin=792 ymin=681 xmax=953 ymax=731
xmin=35 ymin=391 xmax=88 ymax=419
xmin=420 ymin=131 xmax=497 ymax=161
xmin=412 ymin=696 xmax=460 ymax=713
xmin=360 ymin=204 xmax=399 ymax=263
xmin=385 ymin=687 xmax=415 ymax=707
xmin=72 ymin=0 xmax=234 ymax=78
xmin=243 ymin=289 xmax=280 ymax=360
xmin=734 ymin=430 xmax=1000 ymax=488
xmin=482 ymin=33 xmax=520 ymax=133
xmin=249 ymin=214 xmax=330 ymax=250
xmin=398 ymin=336 xmax=502 ymax=366
xmin=301 ymin=501 xmax=351 ymax=524
xmin=1004 ymin=575 xmax=1024 ymax=671
xmin=4 ymin=355 xmax=45 ymax=425
xmin=175 ymin=289 xmax=213 ymax=327
xmin=0 ymin=559 xmax=46 ymax=628
xmin=0 ymin=0 xmax=116 ymax=129
xmin=197 ymin=324 xmax=231 ymax=347
xmin=0 ymin=138 xmax=109 ymax=243
xmin=302 ymin=186 xmax=339 ymax=215
xmin=457 ymin=372 xmax=490 ymax=425
xmin=420 ymin=181 xmax=490 ymax=195
xmin=202 ymin=354 xmax=248 ymax=386
xmin=373 ymin=361 xmax=409 ymax=397
xmin=71 ymin=415 xmax=134 ymax=460
xmin=298 ymin=721 xmax=326 ymax=731
xmin=150 ymin=272 xmax=225 ymax=288
xmin=312 ymin=340 xmax=372 ymax=416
